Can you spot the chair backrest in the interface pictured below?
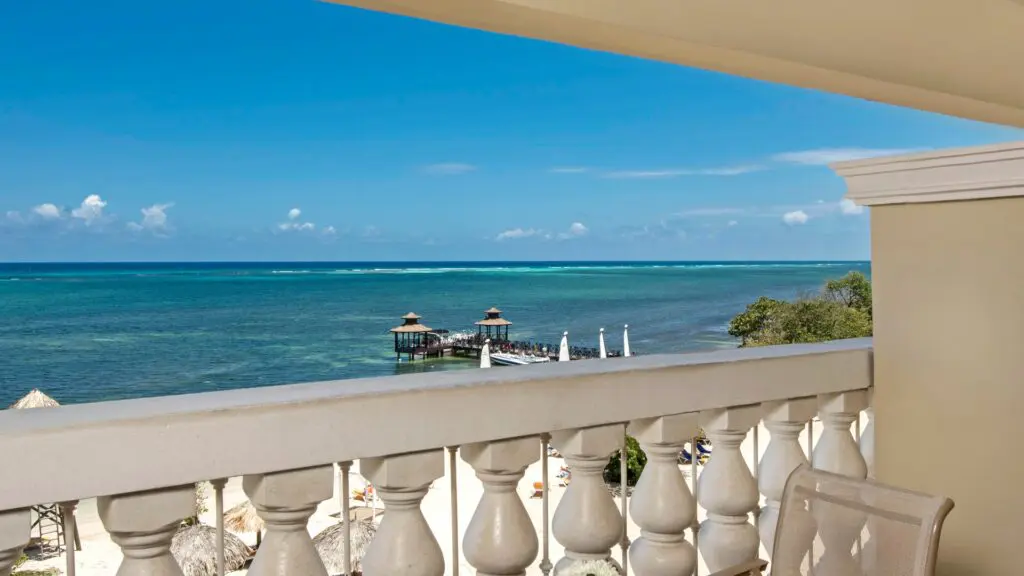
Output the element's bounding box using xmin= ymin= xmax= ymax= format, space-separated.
xmin=771 ymin=465 xmax=954 ymax=576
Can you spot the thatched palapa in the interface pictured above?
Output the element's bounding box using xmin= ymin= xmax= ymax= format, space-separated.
xmin=313 ymin=520 xmax=377 ymax=575
xmin=223 ymin=500 xmax=264 ymax=545
xmin=172 ymin=524 xmax=252 ymax=576
xmin=9 ymin=389 xmax=60 ymax=409
xmin=474 ymin=307 xmax=512 ymax=327
xmin=389 ymin=312 xmax=433 ymax=333
xmin=474 ymin=307 xmax=512 ymax=341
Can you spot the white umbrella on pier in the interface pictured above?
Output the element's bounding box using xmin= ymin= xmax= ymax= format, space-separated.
xmin=480 ymin=338 xmax=492 ymax=369
xmin=599 ymin=328 xmax=607 ymax=359
xmin=623 ymin=324 xmax=631 ymax=357
xmin=559 ymin=332 xmax=570 ymax=362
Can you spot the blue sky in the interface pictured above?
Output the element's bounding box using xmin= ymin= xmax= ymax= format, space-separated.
xmin=2 ymin=0 xmax=1022 ymax=262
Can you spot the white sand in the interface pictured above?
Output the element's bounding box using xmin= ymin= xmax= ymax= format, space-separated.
xmin=19 ymin=419 xmax=841 ymax=576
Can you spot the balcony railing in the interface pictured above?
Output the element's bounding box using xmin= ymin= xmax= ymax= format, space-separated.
xmin=0 ymin=337 xmax=873 ymax=576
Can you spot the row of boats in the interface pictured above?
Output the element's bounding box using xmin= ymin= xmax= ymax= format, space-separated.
xmin=481 ymin=325 xmax=632 ymax=368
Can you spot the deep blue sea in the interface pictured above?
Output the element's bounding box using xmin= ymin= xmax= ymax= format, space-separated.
xmin=0 ymin=261 xmax=870 ymax=406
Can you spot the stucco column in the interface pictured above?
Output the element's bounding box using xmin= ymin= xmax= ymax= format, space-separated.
xmin=833 ymin=141 xmax=1024 ymax=576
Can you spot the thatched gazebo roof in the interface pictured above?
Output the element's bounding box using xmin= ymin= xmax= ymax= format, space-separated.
xmin=8 ymin=389 xmax=60 ymax=410
xmin=172 ymin=524 xmax=252 ymax=576
xmin=223 ymin=501 xmax=263 ymax=534
xmin=389 ymin=312 xmax=433 ymax=334
xmin=313 ymin=520 xmax=377 ymax=575
xmin=474 ymin=306 xmax=512 ymax=327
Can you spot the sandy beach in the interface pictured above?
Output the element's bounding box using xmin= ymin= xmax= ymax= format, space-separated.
xmin=19 ymin=422 xmax=823 ymax=576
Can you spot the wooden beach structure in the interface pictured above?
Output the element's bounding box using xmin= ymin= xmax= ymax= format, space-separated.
xmin=390 ymin=307 xmax=622 ymax=363
xmin=474 ymin=307 xmax=511 ymax=342
xmin=7 ymin=390 xmax=82 ymax=559
xmin=390 ymin=313 xmax=449 ymax=361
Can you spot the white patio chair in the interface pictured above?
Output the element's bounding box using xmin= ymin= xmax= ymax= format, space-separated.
xmin=711 ymin=464 xmax=954 ymax=576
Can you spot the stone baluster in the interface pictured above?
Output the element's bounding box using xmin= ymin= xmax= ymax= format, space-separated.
xmin=98 ymin=486 xmax=195 ymax=576
xmin=860 ymin=390 xmax=875 ymax=479
xmin=449 ymin=446 xmax=461 ymax=576
xmin=813 ymin=391 xmax=868 ymax=479
xmin=550 ymin=425 xmax=624 ymax=574
xmin=462 ymin=438 xmax=540 ymax=576
xmin=618 ymin=431 xmax=629 ymax=574
xmin=244 ymin=466 xmax=333 ymax=576
xmin=339 ymin=461 xmax=353 ymax=576
xmin=539 ymin=434 xmax=553 ymax=576
xmin=628 ymin=414 xmax=699 ymax=576
xmin=60 ymin=501 xmax=79 ymax=576
xmin=757 ymin=398 xmax=817 ymax=568
xmin=209 ymin=481 xmax=226 ymax=576
xmin=812 ymin=392 xmax=869 ymax=576
xmin=0 ymin=509 xmax=29 ymax=576
xmin=697 ymin=406 xmax=760 ymax=573
xmin=361 ymin=451 xmax=446 ymax=576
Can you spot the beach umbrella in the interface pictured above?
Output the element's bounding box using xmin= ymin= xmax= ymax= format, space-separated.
xmin=224 ymin=501 xmax=264 ymax=546
xmin=8 ymin=389 xmax=60 ymax=409
xmin=172 ymin=524 xmax=252 ymax=576
xmin=558 ymin=332 xmax=570 ymax=362
xmin=313 ymin=519 xmax=377 ymax=575
xmin=623 ymin=325 xmax=631 ymax=358
xmin=598 ymin=328 xmax=607 ymax=359
xmin=480 ymin=338 xmax=491 ymax=369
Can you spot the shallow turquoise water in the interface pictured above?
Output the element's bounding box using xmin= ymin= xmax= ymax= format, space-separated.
xmin=0 ymin=261 xmax=870 ymax=405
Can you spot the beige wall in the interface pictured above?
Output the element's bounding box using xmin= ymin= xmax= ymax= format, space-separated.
xmin=873 ymin=198 xmax=1024 ymax=575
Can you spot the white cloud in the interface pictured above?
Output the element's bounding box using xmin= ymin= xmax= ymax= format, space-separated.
xmin=772 ymin=148 xmax=919 ymax=166
xmin=278 ymin=221 xmax=314 ymax=231
xmin=839 ymin=198 xmax=865 ymax=215
xmin=33 ymin=203 xmax=61 ymax=220
xmin=323 ymin=225 xmax=337 ymax=235
xmin=71 ymin=194 xmax=107 ymax=225
xmin=277 ymin=207 xmax=315 ymax=232
xmin=619 ymin=220 xmax=686 ymax=240
xmin=548 ymin=166 xmax=590 ymax=174
xmin=127 ymin=203 xmax=174 ymax=232
xmin=783 ymin=210 xmax=809 ymax=225
xmin=699 ymin=165 xmax=764 ymax=176
xmin=496 ymin=228 xmax=541 ymax=241
xmin=602 ymin=165 xmax=762 ymax=179
xmin=727 ymin=220 xmax=739 ymax=227
xmin=558 ymin=222 xmax=588 ymax=239
xmin=423 ymin=163 xmax=476 ymax=175
xmin=6 ymin=210 xmax=22 ymax=222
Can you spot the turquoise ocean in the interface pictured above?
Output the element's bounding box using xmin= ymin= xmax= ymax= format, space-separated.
xmin=0 ymin=261 xmax=870 ymax=406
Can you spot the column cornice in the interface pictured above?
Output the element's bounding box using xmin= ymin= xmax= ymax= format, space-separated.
xmin=833 ymin=141 xmax=1024 ymax=206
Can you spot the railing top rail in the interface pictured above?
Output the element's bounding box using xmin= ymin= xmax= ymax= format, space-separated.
xmin=0 ymin=338 xmax=871 ymax=510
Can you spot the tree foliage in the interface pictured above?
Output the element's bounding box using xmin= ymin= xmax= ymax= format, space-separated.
xmin=728 ymin=272 xmax=872 ymax=347
xmin=604 ymin=436 xmax=647 ymax=486
xmin=824 ymin=271 xmax=872 ymax=319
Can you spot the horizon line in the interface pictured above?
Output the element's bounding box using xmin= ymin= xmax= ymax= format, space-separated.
xmin=1 ymin=258 xmax=872 ymax=265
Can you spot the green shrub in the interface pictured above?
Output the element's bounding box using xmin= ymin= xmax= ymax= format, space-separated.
xmin=603 ymin=436 xmax=647 ymax=486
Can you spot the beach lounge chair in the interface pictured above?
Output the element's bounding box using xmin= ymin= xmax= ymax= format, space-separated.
xmin=709 ymin=464 xmax=954 ymax=576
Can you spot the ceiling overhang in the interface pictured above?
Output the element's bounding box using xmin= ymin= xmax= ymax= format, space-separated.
xmin=326 ymin=0 xmax=1024 ymax=128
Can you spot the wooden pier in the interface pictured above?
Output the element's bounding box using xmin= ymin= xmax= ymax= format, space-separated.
xmin=389 ymin=308 xmax=622 ymax=362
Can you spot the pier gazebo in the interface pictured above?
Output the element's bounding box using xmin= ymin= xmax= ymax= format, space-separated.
xmin=390 ymin=313 xmax=435 ymax=360
xmin=475 ymin=307 xmax=511 ymax=342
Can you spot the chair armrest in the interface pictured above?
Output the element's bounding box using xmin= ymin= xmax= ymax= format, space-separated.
xmin=707 ymin=558 xmax=769 ymax=576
